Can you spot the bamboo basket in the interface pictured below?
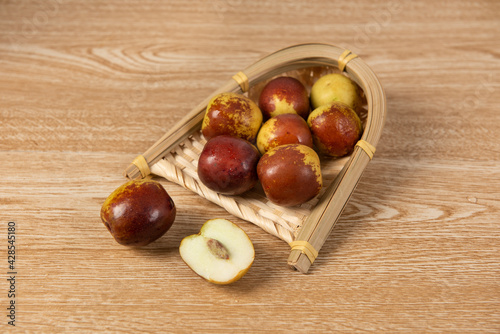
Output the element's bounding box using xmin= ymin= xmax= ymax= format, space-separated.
xmin=124 ymin=43 xmax=386 ymax=274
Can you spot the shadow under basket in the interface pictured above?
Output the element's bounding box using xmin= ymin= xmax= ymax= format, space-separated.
xmin=124 ymin=43 xmax=387 ymax=274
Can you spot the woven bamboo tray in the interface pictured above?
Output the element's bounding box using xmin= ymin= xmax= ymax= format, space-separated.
xmin=124 ymin=43 xmax=386 ymax=273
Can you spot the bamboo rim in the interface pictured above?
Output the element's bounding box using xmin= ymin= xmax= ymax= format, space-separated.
xmin=124 ymin=43 xmax=386 ymax=274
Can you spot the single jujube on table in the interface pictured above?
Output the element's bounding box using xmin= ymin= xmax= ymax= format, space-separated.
xmin=100 ymin=179 xmax=176 ymax=246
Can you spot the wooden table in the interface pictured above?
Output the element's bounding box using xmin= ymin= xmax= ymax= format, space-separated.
xmin=1 ymin=0 xmax=499 ymax=332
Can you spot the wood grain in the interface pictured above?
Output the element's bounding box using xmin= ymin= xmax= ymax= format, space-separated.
xmin=1 ymin=0 xmax=499 ymax=332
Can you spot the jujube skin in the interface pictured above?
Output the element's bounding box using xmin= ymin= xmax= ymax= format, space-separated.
xmin=308 ymin=102 xmax=362 ymax=157
xmin=310 ymin=73 xmax=362 ymax=112
xmin=256 ymin=113 xmax=313 ymax=155
xmin=197 ymin=135 xmax=260 ymax=195
xmin=258 ymin=77 xmax=310 ymax=120
xmin=257 ymin=144 xmax=322 ymax=207
xmin=202 ymin=92 xmax=263 ymax=143
xmin=100 ymin=179 xmax=176 ymax=246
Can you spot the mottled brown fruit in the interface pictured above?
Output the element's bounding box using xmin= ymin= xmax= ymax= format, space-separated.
xmin=202 ymin=92 xmax=263 ymax=143
xmin=258 ymin=77 xmax=310 ymax=120
xmin=257 ymin=144 xmax=322 ymax=207
xmin=197 ymin=135 xmax=260 ymax=195
xmin=256 ymin=113 xmax=313 ymax=155
xmin=307 ymin=101 xmax=362 ymax=157
xmin=100 ymin=179 xmax=176 ymax=246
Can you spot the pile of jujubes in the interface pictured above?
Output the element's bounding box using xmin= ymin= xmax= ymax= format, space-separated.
xmin=98 ymin=72 xmax=363 ymax=284
xmin=198 ymin=73 xmax=363 ymax=207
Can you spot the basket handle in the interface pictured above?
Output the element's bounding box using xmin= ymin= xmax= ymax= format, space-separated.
xmin=284 ymin=45 xmax=386 ymax=273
